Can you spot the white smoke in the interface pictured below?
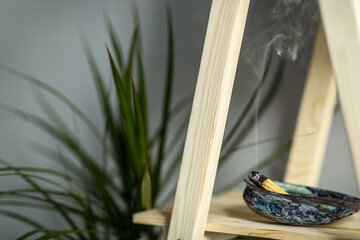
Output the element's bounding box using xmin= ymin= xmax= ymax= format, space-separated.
xmin=242 ymin=0 xmax=320 ymax=76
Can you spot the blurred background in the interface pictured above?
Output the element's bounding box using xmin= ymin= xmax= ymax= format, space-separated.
xmin=0 ymin=0 xmax=358 ymax=238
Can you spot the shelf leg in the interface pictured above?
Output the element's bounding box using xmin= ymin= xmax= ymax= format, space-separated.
xmin=167 ymin=0 xmax=250 ymax=239
xmin=284 ymin=23 xmax=336 ymax=186
xmin=319 ymin=0 xmax=360 ymax=191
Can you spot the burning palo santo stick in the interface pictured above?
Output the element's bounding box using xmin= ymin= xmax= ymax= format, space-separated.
xmin=248 ymin=171 xmax=289 ymax=195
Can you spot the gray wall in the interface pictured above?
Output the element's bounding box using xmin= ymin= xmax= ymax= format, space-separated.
xmin=0 ymin=0 xmax=358 ymax=238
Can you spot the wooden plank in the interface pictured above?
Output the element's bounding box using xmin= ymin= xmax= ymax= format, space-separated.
xmin=142 ymin=216 xmax=236 ymax=240
xmin=205 ymin=214 xmax=360 ymax=240
xmin=284 ymin=24 xmax=336 ymax=186
xmin=133 ymin=191 xmax=360 ymax=240
xmin=167 ymin=0 xmax=250 ymax=239
xmin=134 ymin=209 xmax=169 ymax=226
xmin=319 ymin=0 xmax=360 ymax=191
xmin=203 ymin=232 xmax=237 ymax=240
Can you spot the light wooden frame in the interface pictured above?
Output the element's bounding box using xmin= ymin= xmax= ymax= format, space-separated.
xmin=134 ymin=0 xmax=360 ymax=239
xmin=167 ymin=0 xmax=250 ymax=239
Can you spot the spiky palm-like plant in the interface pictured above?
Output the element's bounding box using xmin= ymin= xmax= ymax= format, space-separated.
xmin=0 ymin=3 xmax=289 ymax=239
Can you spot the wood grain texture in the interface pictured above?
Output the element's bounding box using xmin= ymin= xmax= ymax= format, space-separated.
xmin=284 ymin=24 xmax=336 ymax=186
xmin=319 ymin=0 xmax=360 ymax=191
xmin=203 ymin=232 xmax=237 ymax=240
xmin=167 ymin=0 xmax=250 ymax=239
xmin=133 ymin=191 xmax=360 ymax=239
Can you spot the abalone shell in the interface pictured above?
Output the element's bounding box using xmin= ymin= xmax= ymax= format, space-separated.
xmin=243 ymin=179 xmax=360 ymax=225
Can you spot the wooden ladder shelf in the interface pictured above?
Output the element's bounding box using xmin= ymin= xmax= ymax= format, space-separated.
xmin=134 ymin=0 xmax=360 ymax=239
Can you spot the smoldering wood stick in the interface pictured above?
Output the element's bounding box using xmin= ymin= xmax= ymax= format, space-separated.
xmin=248 ymin=171 xmax=289 ymax=195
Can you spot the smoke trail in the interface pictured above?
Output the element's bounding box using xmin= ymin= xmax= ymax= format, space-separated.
xmin=242 ymin=0 xmax=320 ymax=77
xmin=240 ymin=0 xmax=319 ymax=168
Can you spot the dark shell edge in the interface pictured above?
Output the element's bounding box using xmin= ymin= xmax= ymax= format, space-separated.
xmin=243 ymin=179 xmax=360 ymax=225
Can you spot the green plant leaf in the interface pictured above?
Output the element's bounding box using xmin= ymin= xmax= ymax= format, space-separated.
xmin=3 ymin=176 xmax=85 ymax=239
xmin=0 ymin=188 xmax=69 ymax=197
xmin=130 ymin=71 xmax=148 ymax=171
xmin=141 ymin=162 xmax=152 ymax=210
xmin=0 ymin=209 xmax=47 ymax=230
xmin=28 ymin=142 xmax=125 ymax=208
xmin=0 ymin=63 xmax=101 ymax=141
xmin=16 ymin=229 xmax=46 ymax=240
xmin=164 ymin=112 xmax=189 ymax=158
xmin=0 ymin=189 xmax=105 ymax=216
xmin=0 ymin=200 xmax=83 ymax=215
xmin=124 ymin=22 xmax=139 ymax=77
xmin=32 ymin=89 xmax=74 ymax=140
xmin=0 ymin=152 xmax=86 ymax=240
xmin=29 ymin=143 xmax=84 ymax=182
xmin=222 ymin=51 xmax=273 ymax=149
xmin=120 ymin=21 xmax=140 ymax=102
xmin=0 ymin=104 xmax=105 ymax=179
xmin=136 ymin=46 xmax=148 ymax=137
xmin=220 ymin=58 xmax=286 ymax=161
xmin=82 ymin=40 xmax=119 ymax=152
xmin=107 ymin=47 xmax=141 ymax=176
xmin=105 ymin=15 xmax=124 ymax=71
xmin=158 ymin=112 xmax=190 ymax=194
xmin=83 ymin=192 xmax=99 ymax=240
xmin=0 ymin=172 xmax=67 ymax=190
xmin=97 ymin=184 xmax=124 ymax=235
xmin=149 ymin=95 xmax=191 ymax=148
xmin=37 ymin=229 xmax=95 ymax=240
xmin=0 ymin=166 xmax=68 ymax=176
xmin=157 ymin=145 xmax=182 ymax=207
xmin=153 ymin=1 xmax=175 ymax=198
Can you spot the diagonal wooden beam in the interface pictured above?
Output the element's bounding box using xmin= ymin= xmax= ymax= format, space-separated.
xmin=319 ymin=0 xmax=360 ymax=191
xmin=167 ymin=0 xmax=250 ymax=239
xmin=284 ymin=23 xmax=337 ymax=186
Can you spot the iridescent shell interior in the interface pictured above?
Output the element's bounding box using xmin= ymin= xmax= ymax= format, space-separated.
xmin=243 ymin=178 xmax=360 ymax=225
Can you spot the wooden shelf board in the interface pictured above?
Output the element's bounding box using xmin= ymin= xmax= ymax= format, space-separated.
xmin=133 ymin=191 xmax=360 ymax=239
